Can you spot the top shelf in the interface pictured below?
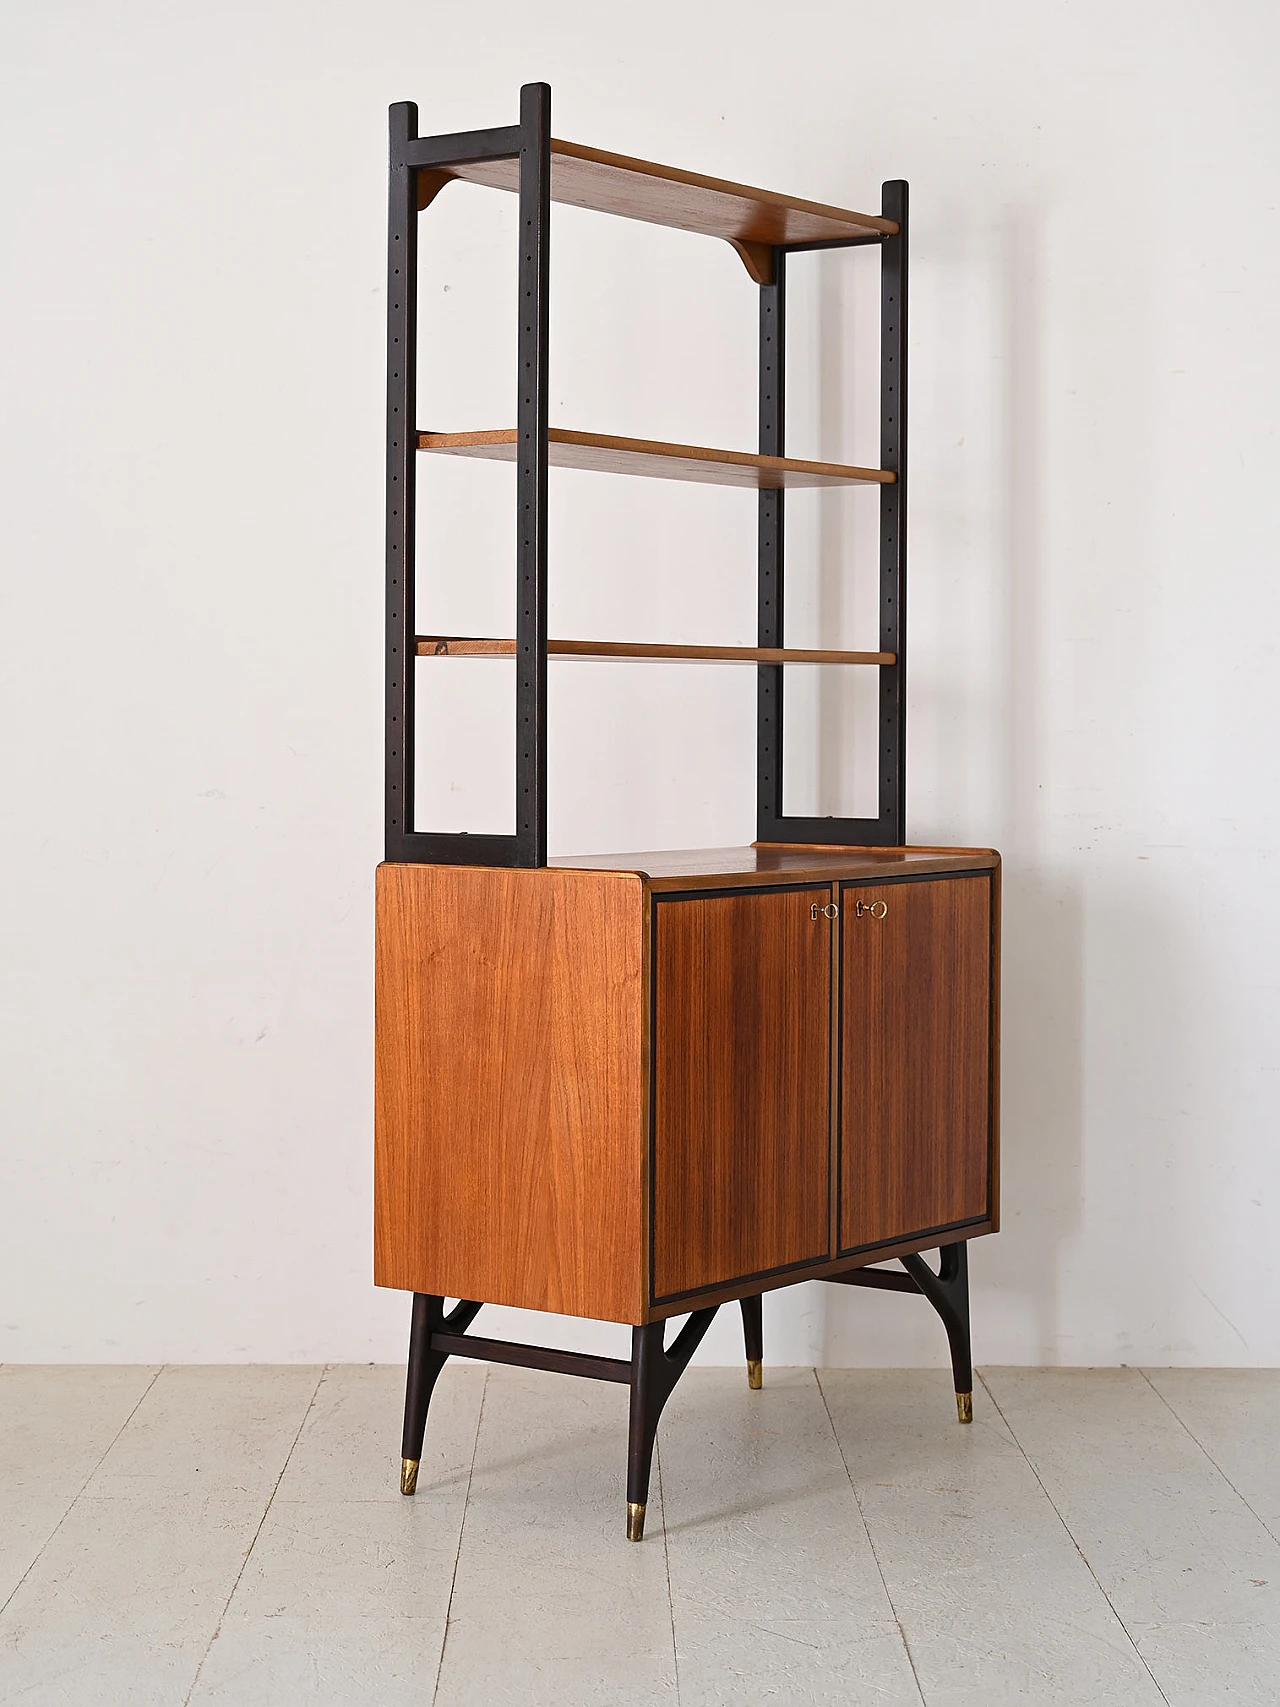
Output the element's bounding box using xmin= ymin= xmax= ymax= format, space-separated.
xmin=418 ymin=138 xmax=896 ymax=284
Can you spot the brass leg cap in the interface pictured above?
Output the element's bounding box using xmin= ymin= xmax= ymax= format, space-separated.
xmin=747 ymin=1358 xmax=763 ymax=1391
xmin=400 ymin=1457 xmax=420 ymax=1495
xmin=956 ymin=1392 xmax=973 ymax=1425
xmin=626 ymin=1501 xmax=646 ymax=1542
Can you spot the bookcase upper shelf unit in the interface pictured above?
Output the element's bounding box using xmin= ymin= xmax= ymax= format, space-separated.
xmin=386 ymin=81 xmax=909 ymax=869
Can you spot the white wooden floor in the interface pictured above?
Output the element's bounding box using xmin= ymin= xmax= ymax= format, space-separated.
xmin=1 ymin=1365 xmax=1277 ymax=1705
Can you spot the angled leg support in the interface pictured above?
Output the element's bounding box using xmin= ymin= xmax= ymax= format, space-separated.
xmin=901 ymin=1242 xmax=972 ymax=1422
xmin=825 ymin=1240 xmax=973 ymax=1423
xmin=400 ymin=1293 xmax=482 ymax=1493
xmin=739 ymin=1294 xmax=763 ymax=1390
xmin=627 ymin=1307 xmax=719 ymax=1541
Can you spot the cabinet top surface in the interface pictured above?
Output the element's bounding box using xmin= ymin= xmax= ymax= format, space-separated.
xmin=549 ymin=844 xmax=999 ymax=889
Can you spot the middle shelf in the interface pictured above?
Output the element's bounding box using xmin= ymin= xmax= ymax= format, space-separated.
xmin=416 ymin=637 xmax=896 ymax=666
xmin=419 ymin=427 xmax=893 ymax=490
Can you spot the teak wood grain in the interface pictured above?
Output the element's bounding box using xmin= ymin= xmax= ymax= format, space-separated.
xmin=651 ymin=887 xmax=832 ymax=1300
xmin=415 ymin=636 xmax=895 ymax=667
xmin=417 ymin=428 xmax=892 ymax=490
xmin=839 ymin=875 xmax=993 ymax=1251
xmin=419 ymin=138 xmax=896 ymax=282
xmin=374 ymin=863 xmax=646 ymax=1322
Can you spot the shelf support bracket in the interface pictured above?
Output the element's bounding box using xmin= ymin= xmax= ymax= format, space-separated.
xmin=728 ymin=237 xmax=774 ymax=285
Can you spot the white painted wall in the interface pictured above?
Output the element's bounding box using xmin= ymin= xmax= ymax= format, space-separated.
xmin=3 ymin=0 xmax=1278 ymax=1367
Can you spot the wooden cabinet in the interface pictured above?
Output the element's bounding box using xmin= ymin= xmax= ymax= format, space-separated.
xmin=374 ymin=845 xmax=999 ymax=1326
xmin=380 ymin=86 xmax=1000 ymax=1526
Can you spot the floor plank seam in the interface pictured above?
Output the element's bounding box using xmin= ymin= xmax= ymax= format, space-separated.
xmin=1138 ymin=1368 xmax=1280 ymax=1550
xmin=655 ymin=1444 xmax=683 ymax=1707
xmin=976 ymin=1370 xmax=1174 ymax=1707
xmin=812 ymin=1367 xmax=928 ymax=1707
xmin=0 ymin=1362 xmax=163 ymax=1622
xmin=430 ymin=1365 xmax=488 ymax=1707
xmin=181 ymin=1363 xmax=329 ymax=1707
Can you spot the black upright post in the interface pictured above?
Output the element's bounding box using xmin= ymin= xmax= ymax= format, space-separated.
xmin=392 ymin=100 xmax=529 ymax=868
xmin=754 ymin=195 xmax=907 ymax=848
xmin=385 ymin=103 xmax=419 ymax=863
xmin=514 ymin=82 xmax=552 ymax=867
xmin=878 ymin=181 xmax=908 ymax=843
xmin=756 ymin=251 xmax=786 ymax=837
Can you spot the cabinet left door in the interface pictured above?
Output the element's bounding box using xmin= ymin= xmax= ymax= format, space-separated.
xmin=650 ymin=884 xmax=833 ymax=1302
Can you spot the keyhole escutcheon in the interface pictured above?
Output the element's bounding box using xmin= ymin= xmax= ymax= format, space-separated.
xmin=811 ymin=901 xmax=840 ymax=920
xmin=855 ymin=899 xmax=888 ymax=920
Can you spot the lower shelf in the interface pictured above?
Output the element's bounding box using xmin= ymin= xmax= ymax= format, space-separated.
xmin=415 ymin=636 xmax=895 ymax=666
xmin=418 ymin=426 xmax=894 ymax=489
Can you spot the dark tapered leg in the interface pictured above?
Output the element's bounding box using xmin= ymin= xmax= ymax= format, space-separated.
xmin=739 ymin=1294 xmax=763 ymax=1390
xmin=626 ymin=1324 xmax=666 ymax=1541
xmin=400 ymin=1294 xmax=443 ymax=1493
xmin=400 ymin=1294 xmax=483 ymax=1492
xmin=901 ymin=1242 xmax=973 ymax=1422
xmin=625 ymin=1308 xmax=720 ymax=1540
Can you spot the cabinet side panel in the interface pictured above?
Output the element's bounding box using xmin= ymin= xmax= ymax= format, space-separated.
xmin=374 ymin=865 xmax=645 ymax=1322
xmin=652 ymin=886 xmax=831 ymax=1300
xmin=840 ymin=875 xmax=991 ymax=1250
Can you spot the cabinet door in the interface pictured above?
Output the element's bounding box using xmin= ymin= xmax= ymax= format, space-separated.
xmin=651 ymin=886 xmax=832 ymax=1301
xmin=840 ymin=875 xmax=992 ymax=1252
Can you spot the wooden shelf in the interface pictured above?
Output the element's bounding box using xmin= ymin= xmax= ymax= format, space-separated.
xmin=418 ymin=428 xmax=892 ymax=491
xmin=419 ymin=139 xmax=896 ymax=284
xmin=416 ymin=637 xmax=895 ymax=667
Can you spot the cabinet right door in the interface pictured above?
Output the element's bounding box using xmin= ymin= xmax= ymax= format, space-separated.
xmin=839 ymin=875 xmax=994 ymax=1253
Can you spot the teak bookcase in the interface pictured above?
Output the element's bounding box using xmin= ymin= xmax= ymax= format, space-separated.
xmin=375 ymin=84 xmax=1001 ymax=1541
